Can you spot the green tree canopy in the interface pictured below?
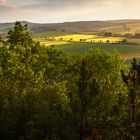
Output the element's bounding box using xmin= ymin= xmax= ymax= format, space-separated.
xmin=0 ymin=21 xmax=135 ymax=140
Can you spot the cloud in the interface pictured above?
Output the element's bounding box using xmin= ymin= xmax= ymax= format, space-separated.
xmin=21 ymin=0 xmax=124 ymax=19
xmin=0 ymin=1 xmax=16 ymax=11
xmin=0 ymin=0 xmax=5 ymax=4
xmin=0 ymin=0 xmax=140 ymax=23
xmin=22 ymin=0 xmax=126 ymax=12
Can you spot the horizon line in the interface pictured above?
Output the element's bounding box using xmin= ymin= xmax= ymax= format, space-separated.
xmin=0 ymin=18 xmax=140 ymax=24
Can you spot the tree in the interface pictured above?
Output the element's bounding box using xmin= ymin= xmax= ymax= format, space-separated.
xmin=78 ymin=58 xmax=99 ymax=140
xmin=106 ymin=40 xmax=110 ymax=44
xmin=121 ymin=39 xmax=128 ymax=44
xmin=66 ymin=49 xmax=128 ymax=140
xmin=121 ymin=58 xmax=140 ymax=139
xmin=0 ymin=22 xmax=44 ymax=140
xmin=0 ymin=22 xmax=75 ymax=139
xmin=7 ymin=21 xmax=33 ymax=47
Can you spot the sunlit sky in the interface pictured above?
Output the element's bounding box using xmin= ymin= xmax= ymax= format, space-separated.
xmin=0 ymin=0 xmax=140 ymax=23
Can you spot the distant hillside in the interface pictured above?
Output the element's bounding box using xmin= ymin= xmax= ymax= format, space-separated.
xmin=1 ymin=19 xmax=140 ymax=34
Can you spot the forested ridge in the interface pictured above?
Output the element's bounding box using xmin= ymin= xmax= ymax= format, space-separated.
xmin=0 ymin=22 xmax=140 ymax=140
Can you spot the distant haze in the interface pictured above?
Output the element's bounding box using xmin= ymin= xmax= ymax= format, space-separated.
xmin=0 ymin=0 xmax=140 ymax=23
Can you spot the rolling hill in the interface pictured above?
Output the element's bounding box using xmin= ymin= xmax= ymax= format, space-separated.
xmin=1 ymin=19 xmax=140 ymax=34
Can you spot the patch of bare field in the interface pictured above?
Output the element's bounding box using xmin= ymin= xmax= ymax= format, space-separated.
xmin=122 ymin=53 xmax=140 ymax=59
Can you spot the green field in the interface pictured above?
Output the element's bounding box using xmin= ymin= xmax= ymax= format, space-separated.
xmin=54 ymin=42 xmax=140 ymax=54
xmin=34 ymin=32 xmax=140 ymax=60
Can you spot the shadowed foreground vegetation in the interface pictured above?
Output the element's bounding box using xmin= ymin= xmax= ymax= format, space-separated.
xmin=0 ymin=22 xmax=140 ymax=140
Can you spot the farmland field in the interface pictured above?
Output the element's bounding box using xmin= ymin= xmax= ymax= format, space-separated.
xmin=99 ymin=26 xmax=127 ymax=34
xmin=55 ymin=42 xmax=140 ymax=55
xmin=33 ymin=31 xmax=73 ymax=38
xmin=127 ymin=38 xmax=140 ymax=44
xmin=35 ymin=33 xmax=123 ymax=43
xmin=33 ymin=32 xmax=140 ymax=60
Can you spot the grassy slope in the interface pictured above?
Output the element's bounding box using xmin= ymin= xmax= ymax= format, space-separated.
xmin=54 ymin=42 xmax=140 ymax=55
xmin=33 ymin=31 xmax=73 ymax=38
xmin=1 ymin=20 xmax=140 ymax=34
xmin=127 ymin=38 xmax=140 ymax=44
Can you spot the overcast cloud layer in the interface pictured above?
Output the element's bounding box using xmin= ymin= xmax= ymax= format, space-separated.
xmin=0 ymin=0 xmax=140 ymax=23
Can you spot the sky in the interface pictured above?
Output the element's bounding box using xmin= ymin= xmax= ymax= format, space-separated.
xmin=0 ymin=0 xmax=140 ymax=23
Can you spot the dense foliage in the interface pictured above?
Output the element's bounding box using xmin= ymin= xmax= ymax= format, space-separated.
xmin=0 ymin=22 xmax=140 ymax=140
